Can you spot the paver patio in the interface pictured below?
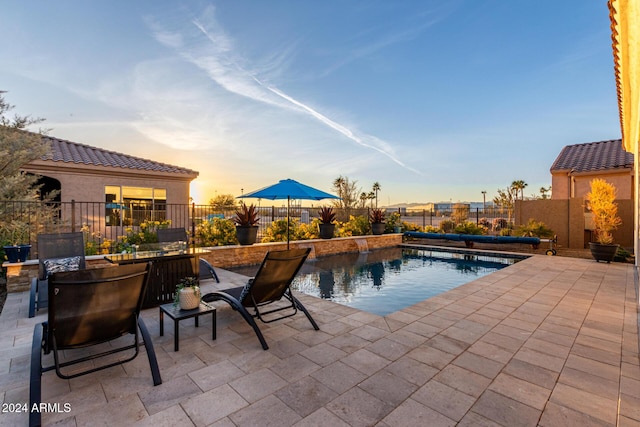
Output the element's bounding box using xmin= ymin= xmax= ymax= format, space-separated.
xmin=0 ymin=253 xmax=638 ymax=426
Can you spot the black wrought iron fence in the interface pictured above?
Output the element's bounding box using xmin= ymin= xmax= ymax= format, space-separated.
xmin=1 ymin=200 xmax=515 ymax=260
xmin=401 ymin=207 xmax=512 ymax=230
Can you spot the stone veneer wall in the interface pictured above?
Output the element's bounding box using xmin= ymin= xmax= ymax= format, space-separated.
xmin=3 ymin=234 xmax=402 ymax=293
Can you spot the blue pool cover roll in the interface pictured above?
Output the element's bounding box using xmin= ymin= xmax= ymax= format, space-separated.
xmin=403 ymin=231 xmax=540 ymax=245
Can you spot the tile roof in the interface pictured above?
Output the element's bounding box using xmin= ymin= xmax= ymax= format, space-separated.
xmin=550 ymin=138 xmax=633 ymax=173
xmin=40 ymin=135 xmax=198 ymax=176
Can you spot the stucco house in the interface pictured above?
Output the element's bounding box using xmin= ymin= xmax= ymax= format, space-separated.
xmin=19 ymin=134 xmax=199 ymax=234
xmin=517 ymin=138 xmax=633 ymax=250
xmin=550 ymin=138 xmax=633 ymax=200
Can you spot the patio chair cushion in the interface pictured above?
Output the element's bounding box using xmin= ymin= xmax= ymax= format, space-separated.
xmin=43 ymin=256 xmax=83 ymax=277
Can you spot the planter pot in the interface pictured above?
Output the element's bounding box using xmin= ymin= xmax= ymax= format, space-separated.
xmin=178 ymin=287 xmax=201 ymax=310
xmin=589 ymin=242 xmax=619 ymax=263
xmin=394 ymin=226 xmax=402 ymax=233
xmin=18 ymin=244 xmax=31 ymax=262
xmin=3 ymin=245 xmax=20 ymax=263
xmin=371 ymin=223 xmax=385 ymax=235
xmin=236 ymin=226 xmax=258 ymax=245
xmin=319 ymin=223 xmax=335 ymax=239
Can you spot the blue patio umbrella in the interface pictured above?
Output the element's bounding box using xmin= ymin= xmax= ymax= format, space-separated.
xmin=238 ymin=179 xmax=339 ymax=248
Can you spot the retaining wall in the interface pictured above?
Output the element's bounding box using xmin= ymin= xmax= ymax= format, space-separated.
xmin=3 ymin=234 xmax=402 ymax=293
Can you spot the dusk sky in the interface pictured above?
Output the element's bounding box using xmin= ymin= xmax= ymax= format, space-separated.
xmin=1 ymin=1 xmax=621 ymax=205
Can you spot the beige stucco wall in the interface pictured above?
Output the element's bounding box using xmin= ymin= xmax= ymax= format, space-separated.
xmin=551 ymin=172 xmax=571 ymax=200
xmin=23 ymin=160 xmax=195 ymax=205
xmin=515 ymin=199 xmax=570 ymax=247
xmin=516 ymin=198 xmax=633 ymax=250
xmin=551 ymin=170 xmax=633 ymax=200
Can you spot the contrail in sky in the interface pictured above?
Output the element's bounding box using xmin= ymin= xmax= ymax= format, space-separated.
xmin=152 ymin=9 xmax=420 ymax=174
xmin=262 ymin=83 xmax=420 ymax=173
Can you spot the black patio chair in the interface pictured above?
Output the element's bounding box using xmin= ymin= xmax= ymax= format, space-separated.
xmin=29 ymin=262 xmax=162 ymax=427
xmin=29 ymin=232 xmax=86 ymax=318
xmin=202 ymin=248 xmax=318 ymax=350
xmin=157 ymin=227 xmax=189 ymax=244
xmin=157 ymin=227 xmax=219 ymax=283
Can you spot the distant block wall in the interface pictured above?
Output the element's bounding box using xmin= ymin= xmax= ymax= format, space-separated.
xmin=515 ymin=198 xmax=633 ymax=250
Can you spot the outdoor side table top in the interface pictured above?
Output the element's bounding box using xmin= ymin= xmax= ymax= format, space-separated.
xmin=159 ymin=302 xmax=216 ymax=351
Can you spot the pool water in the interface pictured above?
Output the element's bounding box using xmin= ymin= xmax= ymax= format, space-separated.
xmin=291 ymin=247 xmax=521 ymax=316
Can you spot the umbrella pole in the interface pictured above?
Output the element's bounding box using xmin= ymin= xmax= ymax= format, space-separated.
xmin=287 ymin=196 xmax=290 ymax=250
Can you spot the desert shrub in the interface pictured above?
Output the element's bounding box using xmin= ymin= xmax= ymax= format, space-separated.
xmin=197 ymin=218 xmax=238 ymax=246
xmin=492 ymin=218 xmax=509 ymax=231
xmin=261 ymin=218 xmax=318 ymax=242
xmin=336 ymin=215 xmax=370 ymax=237
xmin=614 ymin=246 xmax=631 ymax=262
xmin=262 ymin=219 xmax=294 ymax=242
xmin=451 ymin=204 xmax=469 ymax=224
xmin=114 ymin=219 xmax=171 ymax=252
xmin=297 ymin=219 xmax=320 ymax=240
xmin=516 ymin=219 xmax=554 ymax=238
xmin=499 ymin=227 xmax=513 ymax=236
xmin=454 ymin=221 xmax=486 ymax=235
xmin=422 ymin=225 xmax=440 ymax=233
xmin=80 ymin=223 xmax=114 ymax=255
xmin=401 ymin=220 xmax=420 ymax=232
xmin=439 ymin=219 xmax=456 ymax=233
xmin=385 ymin=212 xmax=401 ymax=233
xmin=478 ymin=217 xmax=492 ymax=230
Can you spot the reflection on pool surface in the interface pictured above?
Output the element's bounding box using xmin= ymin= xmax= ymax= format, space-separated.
xmin=291 ymin=247 xmax=521 ymax=316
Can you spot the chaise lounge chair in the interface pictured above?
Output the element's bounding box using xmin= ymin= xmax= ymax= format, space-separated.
xmin=202 ymin=248 xmax=319 ymax=350
xmin=29 ymin=262 xmax=162 ymax=427
xmin=157 ymin=227 xmax=219 ymax=283
xmin=29 ymin=232 xmax=86 ymax=318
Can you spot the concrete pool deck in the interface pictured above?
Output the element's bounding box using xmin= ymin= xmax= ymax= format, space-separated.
xmin=0 ymin=254 xmax=638 ymax=426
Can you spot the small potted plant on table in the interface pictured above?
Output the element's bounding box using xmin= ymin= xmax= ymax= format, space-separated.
xmin=234 ymin=203 xmax=260 ymax=245
xmin=369 ymin=208 xmax=386 ymax=235
xmin=586 ymin=178 xmax=622 ymax=263
xmin=174 ymin=276 xmax=201 ymax=310
xmin=318 ymin=206 xmax=336 ymax=239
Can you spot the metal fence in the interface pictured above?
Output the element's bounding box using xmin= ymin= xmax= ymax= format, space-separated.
xmin=1 ymin=200 xmax=514 ymax=260
xmin=400 ymin=206 xmax=510 ymax=230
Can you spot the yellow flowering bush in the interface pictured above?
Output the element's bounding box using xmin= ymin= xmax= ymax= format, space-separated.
xmin=115 ymin=219 xmax=171 ymax=252
xmin=197 ymin=218 xmax=238 ymax=246
xmin=335 ymin=215 xmax=370 ymax=237
xmin=261 ymin=218 xmax=321 ymax=243
xmin=586 ymin=178 xmax=622 ymax=244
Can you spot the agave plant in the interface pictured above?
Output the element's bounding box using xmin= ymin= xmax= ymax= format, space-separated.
xmin=318 ymin=206 xmax=336 ymax=224
xmin=233 ymin=203 xmax=260 ymax=227
xmin=369 ymin=208 xmax=385 ymax=224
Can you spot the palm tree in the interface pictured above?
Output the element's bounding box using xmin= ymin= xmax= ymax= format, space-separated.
xmin=359 ymin=192 xmax=369 ymax=208
xmin=539 ymin=186 xmax=551 ymax=199
xmin=511 ymin=180 xmax=528 ymax=200
xmin=372 ymin=182 xmax=381 ymax=208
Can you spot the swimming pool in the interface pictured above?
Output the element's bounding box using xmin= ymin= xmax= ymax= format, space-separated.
xmin=291 ymin=247 xmax=522 ymax=316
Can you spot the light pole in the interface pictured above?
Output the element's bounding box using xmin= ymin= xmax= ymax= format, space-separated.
xmin=481 ymin=190 xmax=487 ymax=212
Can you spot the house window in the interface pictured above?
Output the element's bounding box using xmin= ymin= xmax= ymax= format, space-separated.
xmin=105 ymin=186 xmax=167 ymax=226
